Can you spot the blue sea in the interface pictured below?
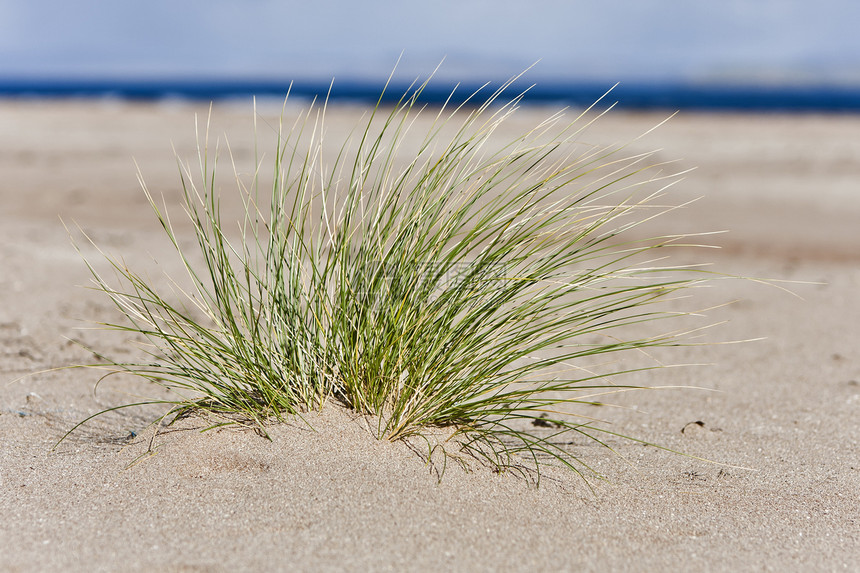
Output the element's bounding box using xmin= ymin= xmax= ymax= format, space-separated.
xmin=2 ymin=78 xmax=860 ymax=112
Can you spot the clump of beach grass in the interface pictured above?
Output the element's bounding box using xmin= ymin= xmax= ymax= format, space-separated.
xmin=67 ymin=73 xmax=723 ymax=481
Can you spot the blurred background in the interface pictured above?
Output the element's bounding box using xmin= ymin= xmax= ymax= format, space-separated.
xmin=2 ymin=0 xmax=860 ymax=110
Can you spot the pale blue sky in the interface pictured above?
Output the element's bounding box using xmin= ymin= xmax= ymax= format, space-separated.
xmin=1 ymin=0 xmax=858 ymax=85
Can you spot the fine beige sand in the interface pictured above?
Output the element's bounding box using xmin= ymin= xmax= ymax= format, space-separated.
xmin=1 ymin=100 xmax=858 ymax=571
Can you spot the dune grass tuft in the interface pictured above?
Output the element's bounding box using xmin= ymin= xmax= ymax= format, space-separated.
xmin=67 ymin=74 xmax=724 ymax=481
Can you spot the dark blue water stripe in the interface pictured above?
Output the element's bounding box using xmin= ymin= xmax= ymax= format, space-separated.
xmin=2 ymin=77 xmax=859 ymax=112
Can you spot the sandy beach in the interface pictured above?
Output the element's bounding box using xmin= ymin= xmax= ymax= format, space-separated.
xmin=1 ymin=100 xmax=858 ymax=571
